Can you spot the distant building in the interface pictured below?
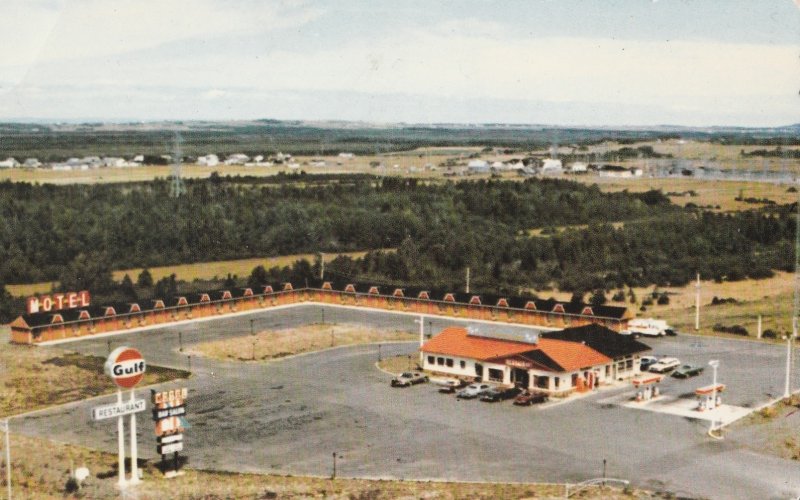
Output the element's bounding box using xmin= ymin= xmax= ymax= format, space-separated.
xmin=598 ymin=165 xmax=642 ymax=178
xmin=0 ymin=157 xmax=20 ymax=168
xmin=224 ymin=153 xmax=249 ymax=166
xmin=132 ymin=155 xmax=145 ymax=163
xmin=568 ymin=162 xmax=588 ymax=173
xmin=467 ymin=159 xmax=490 ymax=173
xmin=198 ymin=154 xmax=220 ymax=167
xmin=102 ymin=157 xmax=129 ymax=168
xmin=338 ymin=152 xmax=355 ymax=159
xmin=22 ymin=158 xmax=41 ymax=168
xmin=540 ymin=159 xmax=563 ymax=175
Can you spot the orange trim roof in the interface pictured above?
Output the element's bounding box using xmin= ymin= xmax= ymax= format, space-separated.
xmin=421 ymin=327 xmax=533 ymax=361
xmin=421 ymin=326 xmax=611 ymax=371
xmin=536 ymin=338 xmax=611 ymax=371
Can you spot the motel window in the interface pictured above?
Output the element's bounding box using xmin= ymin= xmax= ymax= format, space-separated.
xmin=446 ymin=358 xmax=454 ymax=368
xmin=488 ymin=368 xmax=503 ymax=382
xmin=605 ymin=365 xmax=610 ymax=377
xmin=460 ymin=360 xmax=466 ymax=369
xmin=625 ymin=358 xmax=633 ymax=369
xmin=437 ymin=357 xmax=444 ymax=366
xmin=618 ymin=361 xmax=626 ymax=371
xmin=536 ymin=376 xmax=549 ymax=389
xmin=427 ymin=356 xmax=434 ymax=365
xmin=571 ymin=373 xmax=578 ymax=387
xmin=554 ymin=377 xmax=560 ymax=389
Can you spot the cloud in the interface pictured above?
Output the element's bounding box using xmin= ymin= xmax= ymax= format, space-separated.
xmin=1 ymin=0 xmax=323 ymax=65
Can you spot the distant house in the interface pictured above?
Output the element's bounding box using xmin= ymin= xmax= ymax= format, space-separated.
xmin=0 ymin=157 xmax=20 ymax=168
xmin=491 ymin=161 xmax=507 ymax=170
xmin=224 ymin=154 xmax=249 ymax=166
xmin=540 ymin=159 xmax=563 ymax=175
xmin=198 ymin=154 xmax=220 ymax=167
xmin=132 ymin=155 xmax=145 ymax=163
xmin=103 ymin=157 xmax=128 ymax=168
xmin=598 ymin=165 xmax=642 ymax=178
xmin=23 ymin=158 xmax=41 ymax=168
xmin=338 ymin=152 xmax=355 ymax=159
xmin=467 ymin=159 xmax=490 ymax=173
xmin=568 ymin=162 xmax=588 ymax=173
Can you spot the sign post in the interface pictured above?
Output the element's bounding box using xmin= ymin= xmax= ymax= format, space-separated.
xmin=96 ymin=346 xmax=146 ymax=488
xmin=151 ymin=387 xmax=188 ymax=478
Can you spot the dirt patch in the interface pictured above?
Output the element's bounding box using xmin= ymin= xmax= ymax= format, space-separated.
xmin=377 ymin=354 xmax=422 ymax=375
xmin=0 ymin=344 xmax=188 ymax=418
xmin=189 ymin=323 xmax=415 ymax=362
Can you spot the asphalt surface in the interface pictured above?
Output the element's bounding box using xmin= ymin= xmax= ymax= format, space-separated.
xmin=14 ymin=304 xmax=800 ymax=499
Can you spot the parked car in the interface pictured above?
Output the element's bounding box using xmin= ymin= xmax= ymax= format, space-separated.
xmin=390 ymin=372 xmax=428 ymax=387
xmin=456 ymin=383 xmax=492 ymax=399
xmin=649 ymin=357 xmax=681 ymax=373
xmin=431 ymin=377 xmax=469 ymax=393
xmin=513 ymin=391 xmax=549 ymax=406
xmin=640 ymin=356 xmax=659 ymax=371
xmin=672 ymin=364 xmax=704 ymax=378
xmin=480 ymin=386 xmax=522 ymax=402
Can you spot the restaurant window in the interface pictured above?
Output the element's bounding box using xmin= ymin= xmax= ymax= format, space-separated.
xmin=625 ymin=358 xmax=633 ymax=369
xmin=460 ymin=360 xmax=466 ymax=369
xmin=536 ymin=376 xmax=549 ymax=389
xmin=555 ymin=377 xmax=560 ymax=389
xmin=437 ymin=357 xmax=444 ymax=365
xmin=446 ymin=358 xmax=454 ymax=368
xmin=488 ymin=368 xmax=503 ymax=382
xmin=427 ymin=356 xmax=434 ymax=365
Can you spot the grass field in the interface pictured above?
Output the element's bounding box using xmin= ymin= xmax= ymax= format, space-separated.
xmin=377 ymin=353 xmax=422 ymax=374
xmin=0 ymin=339 xmax=188 ymax=418
xmin=189 ymin=323 xmax=415 ymax=362
xmin=0 ymin=432 xmax=637 ymax=499
xmin=5 ymin=250 xmax=381 ymax=297
xmin=575 ymin=176 xmax=799 ymax=211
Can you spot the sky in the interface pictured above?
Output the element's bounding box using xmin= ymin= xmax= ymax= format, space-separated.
xmin=0 ymin=0 xmax=798 ymax=127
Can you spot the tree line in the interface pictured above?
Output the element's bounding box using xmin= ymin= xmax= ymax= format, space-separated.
xmin=0 ymin=174 xmax=796 ymax=321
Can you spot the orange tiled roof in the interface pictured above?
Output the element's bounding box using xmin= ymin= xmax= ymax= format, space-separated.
xmin=420 ymin=327 xmax=534 ymax=361
xmin=421 ymin=326 xmax=611 ymax=371
xmin=536 ymin=338 xmax=611 ymax=371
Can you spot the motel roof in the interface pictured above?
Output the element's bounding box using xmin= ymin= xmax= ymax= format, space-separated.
xmin=421 ymin=326 xmax=613 ymax=373
xmin=541 ymin=324 xmax=651 ymax=359
xmin=11 ymin=281 xmax=631 ymax=331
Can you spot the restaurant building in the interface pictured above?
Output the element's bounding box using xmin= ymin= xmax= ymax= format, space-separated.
xmin=421 ymin=324 xmax=651 ymax=395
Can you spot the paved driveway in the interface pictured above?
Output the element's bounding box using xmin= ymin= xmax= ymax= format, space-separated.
xmin=15 ymin=305 xmax=800 ymax=499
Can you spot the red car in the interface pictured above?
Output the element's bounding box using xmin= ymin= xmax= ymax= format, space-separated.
xmin=513 ymin=391 xmax=548 ymax=406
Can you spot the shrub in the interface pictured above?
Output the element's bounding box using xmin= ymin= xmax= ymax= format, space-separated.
xmin=611 ymin=290 xmax=626 ymax=302
xmin=712 ymin=323 xmax=749 ymax=336
xmin=657 ymin=293 xmax=670 ymax=305
xmin=762 ymin=329 xmax=777 ymax=339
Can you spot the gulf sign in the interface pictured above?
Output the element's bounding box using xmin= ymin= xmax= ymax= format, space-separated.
xmin=104 ymin=347 xmax=146 ymax=389
xmin=26 ymin=291 xmax=90 ymax=314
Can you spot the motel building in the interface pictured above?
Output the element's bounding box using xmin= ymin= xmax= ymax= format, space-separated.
xmin=421 ymin=324 xmax=651 ymax=395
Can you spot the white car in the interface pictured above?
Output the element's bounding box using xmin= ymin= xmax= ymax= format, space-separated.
xmin=456 ymin=383 xmax=492 ymax=399
xmin=649 ymin=357 xmax=681 ymax=373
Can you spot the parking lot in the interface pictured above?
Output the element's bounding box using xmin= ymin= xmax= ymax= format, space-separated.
xmin=14 ymin=304 xmax=800 ymax=499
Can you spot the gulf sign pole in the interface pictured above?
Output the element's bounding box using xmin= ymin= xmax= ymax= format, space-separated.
xmin=98 ymin=347 xmax=147 ymax=487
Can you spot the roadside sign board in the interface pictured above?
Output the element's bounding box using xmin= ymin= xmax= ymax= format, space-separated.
xmin=157 ymin=434 xmax=183 ymax=445
xmin=153 ymin=405 xmax=186 ymax=420
xmin=157 ymin=442 xmax=184 ymax=455
xmin=105 ymin=347 xmax=146 ymax=389
xmin=92 ymin=399 xmax=146 ymax=421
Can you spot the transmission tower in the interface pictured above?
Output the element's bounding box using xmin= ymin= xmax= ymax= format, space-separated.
xmin=170 ymin=132 xmax=186 ymax=198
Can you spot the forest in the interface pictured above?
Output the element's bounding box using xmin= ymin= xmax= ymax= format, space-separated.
xmin=0 ymin=174 xmax=796 ymax=321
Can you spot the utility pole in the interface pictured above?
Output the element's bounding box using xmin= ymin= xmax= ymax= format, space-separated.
xmin=709 ymin=359 xmax=720 ymax=433
xmin=414 ymin=315 xmax=425 ymax=365
xmin=787 ymin=179 xmax=800 ymax=399
xmin=466 ymin=267 xmax=470 ymax=294
xmin=1 ymin=419 xmax=10 ymax=500
xmin=695 ymin=273 xmax=701 ymax=331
